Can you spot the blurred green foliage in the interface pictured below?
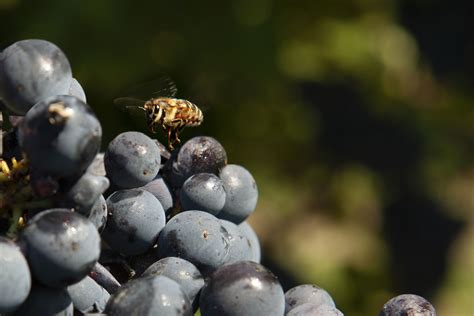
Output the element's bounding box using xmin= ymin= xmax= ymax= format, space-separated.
xmin=1 ymin=0 xmax=473 ymax=314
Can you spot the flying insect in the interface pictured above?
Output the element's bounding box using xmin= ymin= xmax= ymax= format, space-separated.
xmin=114 ymin=78 xmax=203 ymax=150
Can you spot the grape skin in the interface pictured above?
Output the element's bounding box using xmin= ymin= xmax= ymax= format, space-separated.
xmin=380 ymin=294 xmax=437 ymax=316
xmin=141 ymin=175 xmax=174 ymax=215
xmin=18 ymin=94 xmax=102 ymax=180
xmin=0 ymin=238 xmax=32 ymax=313
xmin=105 ymin=275 xmax=192 ymax=316
xmin=180 ymin=173 xmax=226 ymax=215
xmin=238 ymin=221 xmax=261 ymax=263
xmin=284 ymin=284 xmax=336 ymax=314
xmin=0 ymin=39 xmax=73 ymax=115
xmin=199 ymin=261 xmax=285 ymax=316
xmin=12 ymin=283 xmax=73 ymax=316
xmin=57 ymin=172 xmax=109 ymax=216
xmin=104 ymin=131 xmax=161 ymax=188
xmin=102 ymin=189 xmax=166 ymax=256
xmin=67 ymin=276 xmax=110 ymax=314
xmin=157 ymin=210 xmax=231 ymax=275
xmin=141 ymin=256 xmax=205 ymax=310
xmin=68 ymin=77 xmax=87 ymax=103
xmin=20 ymin=209 xmax=101 ymax=288
xmin=219 ymin=219 xmax=253 ymax=264
xmin=217 ymin=164 xmax=258 ymax=224
xmin=286 ymin=303 xmax=344 ymax=316
xmin=87 ymin=195 xmax=108 ymax=233
xmin=164 ymin=136 xmax=227 ymax=188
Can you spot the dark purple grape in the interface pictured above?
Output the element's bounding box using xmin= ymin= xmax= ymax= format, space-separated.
xmin=141 ymin=257 xmax=204 ymax=309
xmin=21 ymin=209 xmax=101 ymax=288
xmin=157 ymin=210 xmax=231 ymax=275
xmin=104 ymin=131 xmax=161 ymax=188
xmin=217 ymin=164 xmax=258 ymax=224
xmin=13 ymin=283 xmax=73 ymax=316
xmin=87 ymin=195 xmax=107 ymax=232
xmin=0 ymin=238 xmax=31 ymax=313
xmin=0 ymin=39 xmax=72 ymax=115
xmin=87 ymin=152 xmax=106 ymax=177
xmin=164 ymin=136 xmax=227 ymax=188
xmin=68 ymin=77 xmax=86 ymax=103
xmin=57 ymin=172 xmax=109 ymax=216
xmin=102 ymin=189 xmax=165 ymax=256
xmin=219 ymin=219 xmax=253 ymax=264
xmin=67 ymin=276 xmax=110 ymax=314
xmin=238 ymin=221 xmax=261 ymax=263
xmin=285 ymin=284 xmax=336 ymax=314
xmin=18 ymin=95 xmax=102 ymax=180
xmin=199 ymin=261 xmax=285 ymax=316
xmin=105 ymin=275 xmax=192 ymax=316
xmin=180 ymin=173 xmax=226 ymax=215
xmin=141 ymin=175 xmax=173 ymax=215
xmin=287 ymin=303 xmax=344 ymax=316
xmin=380 ymin=294 xmax=436 ymax=316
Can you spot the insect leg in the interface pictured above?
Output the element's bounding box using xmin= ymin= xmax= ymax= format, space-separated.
xmin=175 ymin=124 xmax=186 ymax=144
xmin=167 ymin=128 xmax=174 ymax=151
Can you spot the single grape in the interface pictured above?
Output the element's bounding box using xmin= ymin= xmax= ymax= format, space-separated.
xmin=0 ymin=39 xmax=72 ymax=115
xmin=285 ymin=284 xmax=336 ymax=313
xmin=57 ymin=172 xmax=109 ymax=216
xmin=0 ymin=238 xmax=32 ymax=314
xmin=219 ymin=219 xmax=253 ymax=264
xmin=67 ymin=276 xmax=110 ymax=314
xmin=180 ymin=173 xmax=226 ymax=216
xmin=13 ymin=283 xmax=73 ymax=316
xmin=18 ymin=95 xmax=102 ymax=180
xmin=380 ymin=294 xmax=436 ymax=316
xmin=199 ymin=261 xmax=285 ymax=316
xmin=217 ymin=164 xmax=258 ymax=224
xmin=102 ymin=189 xmax=165 ymax=256
xmin=68 ymin=77 xmax=86 ymax=103
xmin=105 ymin=275 xmax=192 ymax=316
xmin=157 ymin=210 xmax=230 ymax=275
xmin=141 ymin=257 xmax=204 ymax=310
xmin=20 ymin=208 xmax=101 ymax=288
xmin=104 ymin=131 xmax=161 ymax=188
xmin=87 ymin=194 xmax=108 ymax=232
xmin=141 ymin=175 xmax=173 ymax=215
xmin=87 ymin=152 xmax=106 ymax=177
xmin=286 ymin=303 xmax=344 ymax=316
xmin=163 ymin=136 xmax=227 ymax=188
xmin=238 ymin=221 xmax=261 ymax=263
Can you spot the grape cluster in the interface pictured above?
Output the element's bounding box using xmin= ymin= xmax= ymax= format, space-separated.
xmin=0 ymin=39 xmax=438 ymax=315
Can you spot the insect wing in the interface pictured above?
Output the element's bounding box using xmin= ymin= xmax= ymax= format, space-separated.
xmin=150 ymin=76 xmax=178 ymax=98
xmin=120 ymin=76 xmax=178 ymax=100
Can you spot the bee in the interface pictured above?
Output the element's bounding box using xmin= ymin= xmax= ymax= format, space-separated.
xmin=114 ymin=78 xmax=204 ymax=150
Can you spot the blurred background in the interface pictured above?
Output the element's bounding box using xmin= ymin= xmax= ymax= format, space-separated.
xmin=1 ymin=0 xmax=473 ymax=314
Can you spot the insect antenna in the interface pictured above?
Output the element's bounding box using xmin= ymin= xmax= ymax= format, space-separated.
xmin=113 ymin=97 xmax=148 ymax=117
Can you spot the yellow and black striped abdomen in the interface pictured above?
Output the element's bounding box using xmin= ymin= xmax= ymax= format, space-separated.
xmin=153 ymin=98 xmax=203 ymax=128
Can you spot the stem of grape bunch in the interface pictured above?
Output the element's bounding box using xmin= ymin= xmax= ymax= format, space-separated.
xmin=0 ymin=154 xmax=52 ymax=237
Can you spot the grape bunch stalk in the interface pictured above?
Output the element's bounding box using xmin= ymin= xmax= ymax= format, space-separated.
xmin=0 ymin=39 xmax=437 ymax=316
